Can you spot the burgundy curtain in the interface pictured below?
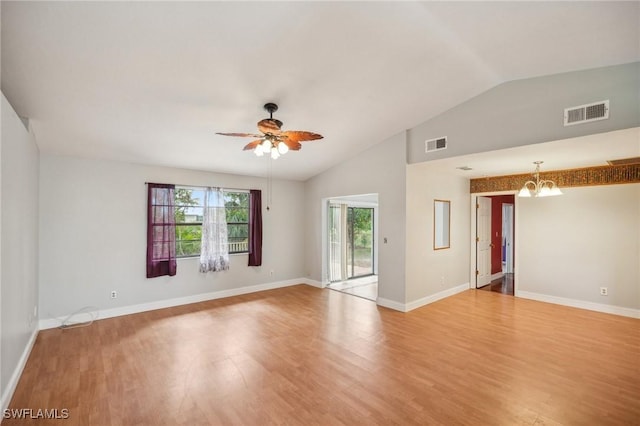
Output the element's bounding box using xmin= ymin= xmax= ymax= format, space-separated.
xmin=146 ymin=183 xmax=177 ymax=278
xmin=248 ymin=189 xmax=263 ymax=266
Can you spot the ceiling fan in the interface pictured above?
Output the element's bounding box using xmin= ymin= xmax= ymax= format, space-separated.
xmin=216 ymin=103 xmax=323 ymax=159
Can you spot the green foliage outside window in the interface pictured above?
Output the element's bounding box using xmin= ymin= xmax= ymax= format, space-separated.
xmin=174 ymin=187 xmax=249 ymax=257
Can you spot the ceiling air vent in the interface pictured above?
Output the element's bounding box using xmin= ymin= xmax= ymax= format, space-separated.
xmin=564 ymin=100 xmax=609 ymax=126
xmin=607 ymin=157 xmax=640 ymax=166
xmin=425 ymin=136 xmax=447 ymax=153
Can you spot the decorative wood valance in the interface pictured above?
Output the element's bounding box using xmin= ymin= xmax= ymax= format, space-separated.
xmin=470 ymin=164 xmax=640 ymax=194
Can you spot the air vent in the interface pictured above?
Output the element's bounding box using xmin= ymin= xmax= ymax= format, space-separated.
xmin=564 ymin=100 xmax=609 ymax=126
xmin=607 ymin=157 xmax=640 ymax=166
xmin=425 ymin=136 xmax=447 ymax=153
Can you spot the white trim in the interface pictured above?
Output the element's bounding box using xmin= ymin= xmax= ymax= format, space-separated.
xmin=376 ymin=297 xmax=407 ymax=312
xmin=376 ymin=283 xmax=469 ymax=313
xmin=1 ymin=328 xmax=38 ymax=413
xmin=491 ymin=272 xmax=504 ymax=281
xmin=516 ymin=290 xmax=640 ymax=319
xmin=301 ymin=278 xmax=324 ymax=288
xmin=39 ymin=278 xmax=314 ymax=330
xmin=405 ymin=283 xmax=469 ymax=312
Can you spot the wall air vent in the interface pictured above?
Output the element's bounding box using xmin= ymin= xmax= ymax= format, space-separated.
xmin=564 ymin=100 xmax=609 ymax=126
xmin=607 ymin=157 xmax=640 ymax=166
xmin=425 ymin=136 xmax=447 ymax=153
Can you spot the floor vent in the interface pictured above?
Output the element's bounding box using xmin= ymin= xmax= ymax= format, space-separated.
xmin=425 ymin=136 xmax=447 ymax=153
xmin=564 ymin=100 xmax=609 ymax=126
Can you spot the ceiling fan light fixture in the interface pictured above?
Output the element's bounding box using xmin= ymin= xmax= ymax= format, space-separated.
xmin=277 ymin=141 xmax=289 ymax=155
xmin=270 ymin=147 xmax=280 ymax=160
xmin=216 ymin=103 xmax=323 ymax=157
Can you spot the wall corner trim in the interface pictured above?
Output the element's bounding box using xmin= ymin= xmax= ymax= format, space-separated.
xmin=377 ymin=283 xmax=469 ymax=313
xmin=301 ymin=278 xmax=324 ymax=288
xmin=516 ymin=291 xmax=640 ymax=319
xmin=376 ymin=297 xmax=408 ymax=312
xmin=405 ymin=283 xmax=470 ymax=312
xmin=1 ymin=328 xmax=39 ymax=414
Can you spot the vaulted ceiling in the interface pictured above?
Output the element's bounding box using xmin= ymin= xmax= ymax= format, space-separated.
xmin=2 ymin=2 xmax=638 ymax=180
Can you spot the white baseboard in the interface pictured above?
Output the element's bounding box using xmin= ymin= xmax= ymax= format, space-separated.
xmin=516 ymin=290 xmax=640 ymax=319
xmin=491 ymin=272 xmax=504 ymax=281
xmin=377 ymin=283 xmax=469 ymax=313
xmin=301 ymin=278 xmax=324 ymax=288
xmin=376 ymin=297 xmax=407 ymax=312
xmin=405 ymin=283 xmax=469 ymax=312
xmin=39 ymin=278 xmax=315 ymax=330
xmin=1 ymin=328 xmax=38 ymax=413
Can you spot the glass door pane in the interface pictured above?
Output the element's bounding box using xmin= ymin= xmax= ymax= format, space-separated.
xmin=348 ymin=207 xmax=374 ymax=278
xmin=328 ymin=204 xmax=343 ymax=282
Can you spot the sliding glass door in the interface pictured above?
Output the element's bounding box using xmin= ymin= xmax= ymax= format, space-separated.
xmin=329 ymin=203 xmax=374 ymax=281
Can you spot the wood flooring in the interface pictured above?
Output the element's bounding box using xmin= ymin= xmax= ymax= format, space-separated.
xmin=479 ymin=273 xmax=514 ymax=295
xmin=6 ymin=286 xmax=640 ymax=425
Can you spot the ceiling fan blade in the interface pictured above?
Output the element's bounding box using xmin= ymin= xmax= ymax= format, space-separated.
xmin=281 ymin=131 xmax=323 ymax=143
xmin=216 ymin=132 xmax=263 ymax=138
xmin=283 ymin=140 xmax=302 ymax=151
xmin=257 ymin=119 xmax=282 ymax=135
xmin=242 ymin=140 xmax=263 ymax=151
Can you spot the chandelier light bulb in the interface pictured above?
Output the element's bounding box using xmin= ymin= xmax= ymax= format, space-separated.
xmin=261 ymin=138 xmax=271 ymax=151
xmin=518 ymin=161 xmax=562 ymax=198
xmin=254 ymin=146 xmax=264 ymax=156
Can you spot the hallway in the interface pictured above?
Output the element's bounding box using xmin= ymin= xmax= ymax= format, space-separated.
xmin=478 ymin=273 xmax=514 ymax=296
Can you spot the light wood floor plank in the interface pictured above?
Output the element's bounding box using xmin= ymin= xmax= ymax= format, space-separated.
xmin=6 ymin=286 xmax=640 ymax=425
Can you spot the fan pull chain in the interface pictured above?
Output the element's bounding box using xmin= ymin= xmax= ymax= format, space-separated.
xmin=266 ymin=156 xmax=273 ymax=211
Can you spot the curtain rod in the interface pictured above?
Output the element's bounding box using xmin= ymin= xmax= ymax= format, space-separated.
xmin=144 ymin=182 xmax=251 ymax=192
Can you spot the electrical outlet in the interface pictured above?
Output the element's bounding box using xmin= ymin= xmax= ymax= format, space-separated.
xmin=600 ymin=287 xmax=608 ymax=296
xmin=110 ymin=290 xmax=118 ymax=299
xmin=440 ymin=276 xmax=445 ymax=287
xmin=269 ymin=270 xmax=274 ymax=277
xmin=33 ymin=305 xmax=38 ymax=317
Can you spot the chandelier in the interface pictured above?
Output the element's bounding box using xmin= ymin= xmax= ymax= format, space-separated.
xmin=518 ymin=161 xmax=562 ymax=197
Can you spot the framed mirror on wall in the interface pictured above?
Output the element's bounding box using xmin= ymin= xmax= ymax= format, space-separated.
xmin=434 ymin=199 xmax=450 ymax=250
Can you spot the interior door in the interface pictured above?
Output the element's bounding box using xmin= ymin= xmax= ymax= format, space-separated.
xmin=476 ymin=196 xmax=492 ymax=287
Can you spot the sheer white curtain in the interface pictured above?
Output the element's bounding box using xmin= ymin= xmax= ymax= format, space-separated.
xmin=200 ymin=187 xmax=230 ymax=272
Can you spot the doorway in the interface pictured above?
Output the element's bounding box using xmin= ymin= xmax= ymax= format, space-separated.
xmin=325 ymin=195 xmax=378 ymax=301
xmin=474 ymin=194 xmax=515 ymax=295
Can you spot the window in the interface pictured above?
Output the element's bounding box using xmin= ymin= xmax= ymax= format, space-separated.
xmin=174 ymin=187 xmax=249 ymax=257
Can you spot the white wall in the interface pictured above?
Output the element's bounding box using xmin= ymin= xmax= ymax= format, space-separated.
xmin=1 ymin=93 xmax=39 ymax=407
xmin=517 ymin=184 xmax=640 ymax=310
xmin=407 ymin=62 xmax=640 ymax=164
xmin=304 ymin=131 xmax=407 ymax=305
xmin=405 ymin=163 xmax=470 ymax=303
xmin=38 ymin=155 xmax=306 ymax=323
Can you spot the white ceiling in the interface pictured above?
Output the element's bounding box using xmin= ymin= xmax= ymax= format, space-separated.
xmin=2 ymin=2 xmax=639 ymax=181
